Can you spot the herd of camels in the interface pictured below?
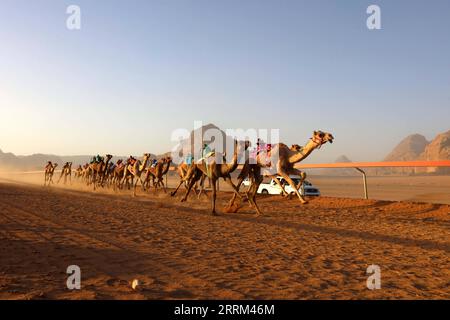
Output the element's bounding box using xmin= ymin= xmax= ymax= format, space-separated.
xmin=44 ymin=130 xmax=334 ymax=216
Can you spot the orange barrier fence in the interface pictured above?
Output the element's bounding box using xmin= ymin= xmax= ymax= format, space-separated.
xmin=295 ymin=160 xmax=450 ymax=169
xmin=295 ymin=160 xmax=450 ymax=199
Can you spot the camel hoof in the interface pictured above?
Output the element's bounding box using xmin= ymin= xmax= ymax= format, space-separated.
xmin=226 ymin=203 xmax=240 ymax=213
xmin=301 ymin=200 xmax=309 ymax=205
xmin=223 ymin=206 xmax=235 ymax=213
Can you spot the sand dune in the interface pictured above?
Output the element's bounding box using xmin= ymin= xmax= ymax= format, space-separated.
xmin=0 ymin=178 xmax=449 ymax=299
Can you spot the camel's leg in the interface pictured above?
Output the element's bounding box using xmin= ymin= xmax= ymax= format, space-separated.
xmin=159 ymin=178 xmax=167 ymax=193
xmin=133 ymin=175 xmax=139 ymax=197
xmin=222 ymin=175 xmax=245 ymax=201
xmin=120 ymin=168 xmax=128 ymax=190
xmin=210 ymin=178 xmax=217 ymax=215
xmin=92 ymin=171 xmax=97 ymax=191
xmin=143 ymin=172 xmax=150 ymax=190
xmin=57 ymin=171 xmax=63 ymax=184
xmin=227 ymin=163 xmax=250 ymax=209
xmin=140 ymin=175 xmax=146 ymax=192
xmin=180 ymin=173 xmax=199 ymax=202
xmin=287 ymin=168 xmax=307 ymax=190
xmin=278 ymin=171 xmax=307 ymax=204
xmin=223 ymin=175 xmax=259 ymax=215
xmin=197 ymin=174 xmax=208 ymax=199
xmin=270 ymin=175 xmax=290 ymax=197
xmin=170 ymin=179 xmax=184 ymax=197
xmin=173 ymin=166 xmax=197 ymax=197
xmin=247 ymin=173 xmax=263 ymax=216
xmin=227 ymin=175 xmax=245 ymax=208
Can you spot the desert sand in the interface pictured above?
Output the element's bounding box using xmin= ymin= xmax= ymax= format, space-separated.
xmin=0 ymin=174 xmax=449 ymax=300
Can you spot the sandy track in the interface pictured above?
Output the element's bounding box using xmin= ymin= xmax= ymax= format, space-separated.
xmin=0 ymin=182 xmax=449 ymax=299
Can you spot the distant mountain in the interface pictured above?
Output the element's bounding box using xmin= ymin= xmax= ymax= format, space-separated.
xmin=418 ymin=130 xmax=450 ymax=174
xmin=0 ymin=150 xmax=134 ymax=172
xmin=382 ymin=131 xmax=450 ymax=175
xmin=312 ymin=155 xmax=357 ymax=176
xmin=384 ymin=134 xmax=430 ymax=162
xmin=335 ymin=155 xmax=352 ymax=163
xmin=330 ymin=155 xmax=358 ymax=176
xmin=0 ymin=149 xmax=63 ymax=171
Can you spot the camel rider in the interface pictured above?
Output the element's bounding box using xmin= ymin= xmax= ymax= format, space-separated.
xmin=185 ymin=153 xmax=194 ymax=165
xmin=91 ymin=155 xmax=103 ymax=164
xmin=127 ymin=156 xmax=136 ymax=166
xmin=108 ymin=161 xmax=116 ymax=172
xmin=256 ymin=139 xmax=272 ymax=155
xmin=151 ymin=159 xmax=158 ymax=168
xmin=45 ymin=161 xmax=53 ymax=170
xmin=202 ymin=143 xmax=214 ymax=159
xmin=200 ymin=143 xmax=215 ymax=177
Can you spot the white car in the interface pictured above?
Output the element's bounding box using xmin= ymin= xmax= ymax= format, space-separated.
xmin=243 ymin=176 xmax=320 ymax=196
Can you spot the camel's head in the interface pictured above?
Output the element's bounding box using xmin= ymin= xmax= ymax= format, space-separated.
xmin=106 ymin=154 xmax=113 ymax=160
xmin=312 ymin=130 xmax=334 ymax=146
xmin=143 ymin=153 xmax=150 ymax=158
xmin=165 ymin=156 xmax=172 ymax=162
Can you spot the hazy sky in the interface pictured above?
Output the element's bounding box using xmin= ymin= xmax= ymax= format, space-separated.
xmin=1 ymin=0 xmax=449 ymax=162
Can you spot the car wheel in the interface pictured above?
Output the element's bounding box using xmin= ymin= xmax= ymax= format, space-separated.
xmin=261 ymin=189 xmax=269 ymax=195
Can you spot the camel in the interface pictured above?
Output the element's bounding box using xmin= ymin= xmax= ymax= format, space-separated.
xmin=44 ymin=162 xmax=58 ymax=186
xmin=110 ymin=159 xmax=127 ymax=190
xmin=89 ymin=155 xmax=113 ymax=190
xmin=57 ymin=162 xmax=72 ymax=185
xmin=145 ymin=157 xmax=172 ymax=192
xmin=81 ymin=163 xmax=91 ymax=184
xmin=227 ymin=130 xmax=334 ymax=216
xmin=171 ymin=140 xmax=251 ymax=215
xmin=159 ymin=157 xmax=172 ymax=188
xmin=103 ymin=161 xmax=117 ymax=187
xmin=143 ymin=162 xmax=157 ymax=190
xmin=173 ymin=162 xmax=208 ymax=197
xmin=74 ymin=165 xmax=83 ymax=180
xmin=122 ymin=153 xmax=150 ymax=196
